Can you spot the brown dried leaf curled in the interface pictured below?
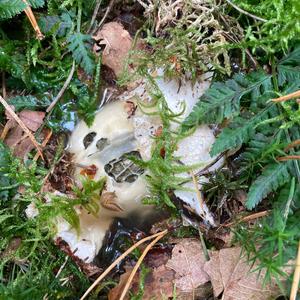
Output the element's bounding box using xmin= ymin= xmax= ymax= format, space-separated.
xmin=100 ymin=192 xmax=124 ymax=212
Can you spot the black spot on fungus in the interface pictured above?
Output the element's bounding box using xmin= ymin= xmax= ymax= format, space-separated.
xmin=83 ymin=132 xmax=97 ymax=149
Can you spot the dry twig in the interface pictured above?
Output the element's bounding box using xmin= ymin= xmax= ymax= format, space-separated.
xmin=290 ymin=241 xmax=300 ymax=300
xmin=272 ymin=90 xmax=300 ymax=103
xmin=277 ymin=155 xmax=300 ymax=162
xmin=80 ymin=230 xmax=168 ymax=300
xmin=87 ymin=0 xmax=102 ymax=34
xmin=95 ymin=0 xmax=115 ymax=32
xmin=119 ymin=230 xmax=167 ymax=300
xmin=224 ymin=0 xmax=267 ymax=22
xmin=285 ymin=140 xmax=300 ymax=152
xmin=223 ymin=210 xmax=270 ymax=227
xmin=46 ymin=61 xmax=76 ymax=113
xmin=22 ymin=0 xmax=44 ymax=40
xmin=33 ymin=129 xmax=52 ymax=161
xmin=0 ymin=95 xmax=43 ymax=159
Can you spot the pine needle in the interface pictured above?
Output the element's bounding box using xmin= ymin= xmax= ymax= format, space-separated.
xmin=33 ymin=129 xmax=52 ymax=162
xmin=290 ymin=241 xmax=300 ymax=300
xmin=80 ymin=230 xmax=168 ymax=300
xmin=223 ymin=210 xmax=270 ymax=227
xmin=22 ymin=0 xmax=44 ymax=40
xmin=285 ymin=140 xmax=300 ymax=152
xmin=272 ymin=90 xmax=300 ymax=103
xmin=277 ymin=155 xmax=300 ymax=161
xmin=0 ymin=95 xmax=44 ymax=160
xmin=119 ymin=230 xmax=167 ymax=300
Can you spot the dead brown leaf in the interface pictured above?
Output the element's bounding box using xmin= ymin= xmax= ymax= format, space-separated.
xmin=166 ymin=238 xmax=210 ymax=292
xmin=100 ymin=192 xmax=124 ymax=212
xmin=18 ymin=110 xmax=45 ymax=132
xmin=3 ymin=110 xmax=45 ymax=158
xmin=93 ymin=22 xmax=132 ymax=77
xmin=108 ymin=260 xmax=175 ymax=300
xmin=203 ymin=247 xmax=279 ymax=300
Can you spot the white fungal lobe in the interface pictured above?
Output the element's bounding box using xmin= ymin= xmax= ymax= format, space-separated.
xmin=54 ymin=72 xmax=223 ymax=263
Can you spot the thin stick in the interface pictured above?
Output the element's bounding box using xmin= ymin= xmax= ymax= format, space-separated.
xmin=55 ymin=256 xmax=69 ymax=279
xmin=290 ymin=241 xmax=300 ymax=300
xmin=80 ymin=230 xmax=168 ymax=300
xmin=223 ymin=210 xmax=270 ymax=227
xmin=0 ymin=95 xmax=43 ymax=159
xmin=277 ymin=155 xmax=300 ymax=162
xmin=272 ymin=90 xmax=300 ymax=103
xmin=33 ymin=129 xmax=52 ymax=161
xmin=87 ymin=0 xmax=102 ymax=34
xmin=22 ymin=0 xmax=44 ymax=40
xmin=285 ymin=140 xmax=300 ymax=152
xmin=2 ymin=72 xmax=6 ymax=99
xmin=191 ymin=171 xmax=204 ymax=211
xmin=46 ymin=61 xmax=76 ymax=113
xmin=0 ymin=122 xmax=11 ymax=140
xmin=224 ymin=0 xmax=267 ymax=22
xmin=119 ymin=231 xmax=167 ymax=300
xmin=95 ymin=0 xmax=115 ymax=32
xmin=190 ymin=171 xmax=210 ymax=260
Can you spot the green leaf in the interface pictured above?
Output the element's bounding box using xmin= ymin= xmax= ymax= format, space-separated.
xmin=67 ymin=32 xmax=95 ymax=74
xmin=27 ymin=0 xmax=45 ymax=8
xmin=39 ymin=13 xmax=73 ymax=37
xmin=278 ymin=46 xmax=300 ymax=86
xmin=0 ymin=0 xmax=26 ymax=20
xmin=246 ymin=162 xmax=291 ymax=210
xmin=0 ymin=0 xmax=44 ymax=20
xmin=7 ymin=95 xmax=50 ymax=112
xmin=181 ymin=71 xmax=272 ymax=131
xmin=210 ymin=109 xmax=269 ymax=156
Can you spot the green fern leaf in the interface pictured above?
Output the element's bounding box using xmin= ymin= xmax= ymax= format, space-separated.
xmin=278 ymin=47 xmax=300 ymax=86
xmin=246 ymin=162 xmax=291 ymax=210
xmin=67 ymin=32 xmax=95 ymax=75
xmin=39 ymin=13 xmax=73 ymax=37
xmin=181 ymin=71 xmax=272 ymax=131
xmin=0 ymin=0 xmax=44 ymax=20
xmin=27 ymin=0 xmax=45 ymax=8
xmin=7 ymin=95 xmax=50 ymax=112
xmin=0 ymin=0 xmax=26 ymax=19
xmin=210 ymin=110 xmax=269 ymax=156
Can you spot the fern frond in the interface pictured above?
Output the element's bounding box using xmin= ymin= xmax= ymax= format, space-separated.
xmin=27 ymin=0 xmax=45 ymax=8
xmin=278 ymin=47 xmax=300 ymax=86
xmin=210 ymin=109 xmax=270 ymax=156
xmin=0 ymin=0 xmax=26 ymax=20
xmin=240 ymin=133 xmax=275 ymax=164
xmin=0 ymin=0 xmax=44 ymax=20
xmin=7 ymin=95 xmax=50 ymax=111
xmin=39 ymin=13 xmax=73 ymax=37
xmin=181 ymin=71 xmax=272 ymax=131
xmin=67 ymin=32 xmax=95 ymax=75
xmin=246 ymin=162 xmax=291 ymax=210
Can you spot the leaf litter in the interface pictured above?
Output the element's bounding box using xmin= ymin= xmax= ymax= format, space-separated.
xmin=109 ymin=238 xmax=287 ymax=299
